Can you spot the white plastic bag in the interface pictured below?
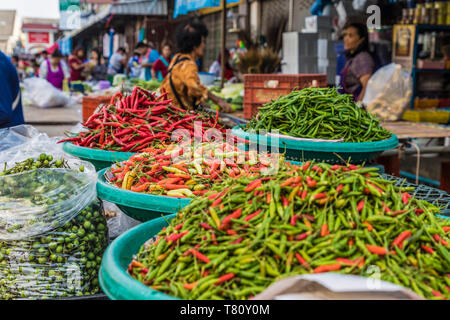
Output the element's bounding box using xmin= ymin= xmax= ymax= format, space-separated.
xmin=23 ymin=78 xmax=70 ymax=108
xmin=363 ymin=63 xmax=412 ymax=121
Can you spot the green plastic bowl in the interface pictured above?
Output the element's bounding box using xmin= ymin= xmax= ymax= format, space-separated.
xmin=99 ymin=215 xmax=177 ymax=300
xmin=96 ymin=168 xmax=191 ymax=222
xmin=231 ymin=125 xmax=399 ymax=164
xmin=62 ymin=142 xmax=135 ymax=171
xmin=99 ymin=212 xmax=448 ymax=300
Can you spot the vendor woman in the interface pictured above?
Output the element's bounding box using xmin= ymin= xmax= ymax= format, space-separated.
xmin=340 ymin=22 xmax=375 ymax=101
xmin=160 ymin=19 xmax=231 ymax=112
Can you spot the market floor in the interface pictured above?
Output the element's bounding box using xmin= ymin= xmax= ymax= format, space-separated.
xmin=23 ymin=103 xmax=82 ymax=137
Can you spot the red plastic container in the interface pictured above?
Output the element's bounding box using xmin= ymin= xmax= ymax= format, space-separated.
xmin=243 ymin=74 xmax=327 ymax=119
xmin=82 ymin=96 xmax=112 ymax=122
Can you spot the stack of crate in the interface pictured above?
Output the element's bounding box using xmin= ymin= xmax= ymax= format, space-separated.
xmin=282 ymin=16 xmax=340 ymax=84
xmin=317 ymin=39 xmax=340 ymax=85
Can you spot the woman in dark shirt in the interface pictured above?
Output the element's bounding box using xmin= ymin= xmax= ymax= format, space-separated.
xmin=340 ymin=22 xmax=375 ymax=101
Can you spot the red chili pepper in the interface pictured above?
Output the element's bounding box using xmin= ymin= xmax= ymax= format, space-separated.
xmin=366 ymin=244 xmax=388 ymax=255
xmin=266 ymin=193 xmax=271 ymax=204
xmin=415 ymin=209 xmax=424 ymax=215
xmin=362 ymin=221 xmax=373 ymax=231
xmin=392 ymin=230 xmax=412 ymax=249
xmin=215 ymin=273 xmax=235 ymax=285
xmin=301 ymin=190 xmax=308 ymax=200
xmin=281 ymin=195 xmax=289 ymax=207
xmin=314 ymin=263 xmax=341 ymax=273
xmin=290 ymin=215 xmax=299 ymax=226
xmin=336 ymin=184 xmax=344 ymax=194
xmin=190 ymin=249 xmax=210 ymax=263
xmin=211 ymin=233 xmax=218 ymax=245
xmin=226 ymin=229 xmax=238 ymax=236
xmin=211 ymin=197 xmax=222 ymax=208
xmin=174 ymin=223 xmax=183 ymax=231
xmin=443 ymin=226 xmax=450 ymax=233
xmin=219 ymin=208 xmax=242 ymax=229
xmin=167 ymin=231 xmax=189 ymax=243
xmin=357 ymin=200 xmax=365 ymax=212
xmin=295 ymin=232 xmax=308 ymax=241
xmin=421 ymin=245 xmax=435 ymax=254
xmin=230 ymin=237 xmax=243 ymax=244
xmin=348 ymin=238 xmax=354 ymax=247
xmin=431 ymin=290 xmax=444 ymax=299
xmin=335 ymin=258 xmax=355 ymax=265
xmin=244 ymin=179 xmax=262 ymax=192
xmin=243 ymin=209 xmax=262 ymax=222
xmin=306 ymin=176 xmax=316 ymax=188
xmin=295 ymin=253 xmax=309 ymax=267
xmin=320 ymin=224 xmax=329 ymax=237
xmin=402 ymin=192 xmax=411 ymax=205
xmin=301 ymin=161 xmax=311 ymax=171
xmin=313 ymin=193 xmax=327 ymax=200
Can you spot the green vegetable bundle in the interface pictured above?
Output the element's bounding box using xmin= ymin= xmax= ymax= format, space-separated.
xmin=129 ymin=160 xmax=449 ymax=300
xmin=248 ymin=87 xmax=392 ymax=142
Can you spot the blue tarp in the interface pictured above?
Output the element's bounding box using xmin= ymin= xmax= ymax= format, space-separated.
xmin=174 ymin=0 xmax=240 ymax=18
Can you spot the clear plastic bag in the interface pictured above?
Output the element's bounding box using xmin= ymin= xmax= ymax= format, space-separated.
xmin=105 ymin=201 xmax=141 ymax=239
xmin=0 ymin=138 xmax=97 ymax=240
xmin=363 ymin=63 xmax=412 ymax=121
xmin=0 ymin=199 xmax=108 ymax=299
xmin=0 ymin=125 xmax=40 ymax=152
xmin=23 ymin=78 xmax=71 ymax=108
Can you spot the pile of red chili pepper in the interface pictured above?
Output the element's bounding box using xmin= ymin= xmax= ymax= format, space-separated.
xmin=128 ymin=159 xmax=450 ymax=300
xmin=107 ymin=142 xmax=274 ymax=198
xmin=58 ymin=87 xmax=226 ymax=152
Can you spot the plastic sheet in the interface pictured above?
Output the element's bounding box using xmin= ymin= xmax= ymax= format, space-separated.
xmin=0 ymin=200 xmax=108 ymax=299
xmin=0 ymin=125 xmax=40 ymax=152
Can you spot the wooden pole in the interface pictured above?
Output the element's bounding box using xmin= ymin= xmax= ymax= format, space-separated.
xmin=220 ymin=0 xmax=226 ymax=88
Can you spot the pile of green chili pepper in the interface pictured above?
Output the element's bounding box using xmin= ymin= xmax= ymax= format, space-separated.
xmin=128 ymin=159 xmax=449 ymax=300
xmin=247 ymin=87 xmax=392 ymax=142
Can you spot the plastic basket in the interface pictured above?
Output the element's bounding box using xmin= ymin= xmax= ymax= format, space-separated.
xmin=243 ymin=74 xmax=327 ymax=120
xmin=231 ymin=125 xmax=399 ymax=164
xmin=62 ymin=142 xmax=135 ymax=171
xmin=100 ymin=184 xmax=449 ymax=300
xmin=82 ymin=96 xmax=112 ymax=123
xmin=381 ymin=173 xmax=450 ymax=217
xmin=99 ymin=214 xmax=177 ymax=300
xmin=96 ymin=168 xmax=191 ymax=222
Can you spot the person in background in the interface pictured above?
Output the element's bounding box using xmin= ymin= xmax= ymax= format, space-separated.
xmin=160 ymin=19 xmax=231 ymax=112
xmin=0 ymin=50 xmax=25 ymax=128
xmin=40 ymin=49 xmax=70 ymax=90
xmin=139 ymin=41 xmax=160 ymax=81
xmin=108 ymin=47 xmax=127 ymax=75
xmin=30 ymin=58 xmax=40 ymax=77
xmin=208 ymin=49 xmax=234 ymax=80
xmin=151 ymin=43 xmax=172 ymax=80
xmin=127 ymin=50 xmax=142 ymax=78
xmin=86 ymin=48 xmax=108 ymax=81
xmin=340 ymin=22 xmax=375 ymax=102
xmin=69 ymin=46 xmax=86 ymax=81
xmin=38 ymin=50 xmax=48 ymax=65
